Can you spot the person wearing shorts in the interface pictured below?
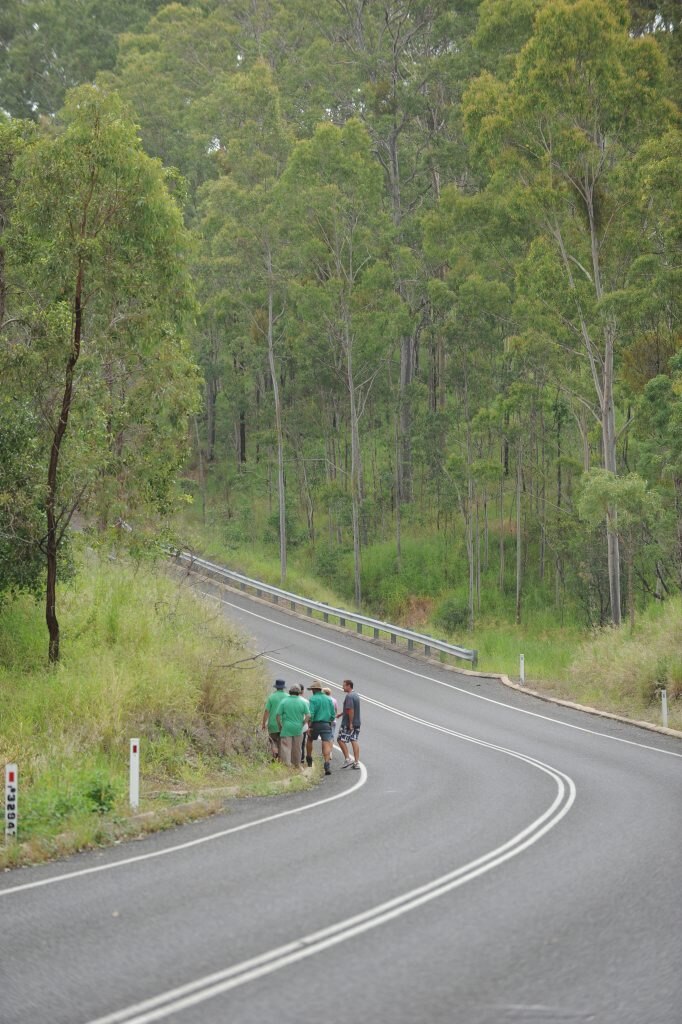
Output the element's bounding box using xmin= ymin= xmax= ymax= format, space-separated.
xmin=337 ymin=679 xmax=361 ymax=769
xmin=306 ymin=681 xmax=336 ymax=775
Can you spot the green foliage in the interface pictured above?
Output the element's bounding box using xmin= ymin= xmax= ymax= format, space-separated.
xmin=0 ymin=0 xmax=176 ymax=119
xmin=434 ymin=594 xmax=470 ymax=634
xmin=0 ymin=547 xmax=273 ymax=851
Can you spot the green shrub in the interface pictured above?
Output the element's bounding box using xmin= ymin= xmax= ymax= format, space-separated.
xmin=83 ymin=772 xmax=119 ymax=814
xmin=434 ymin=594 xmax=470 ymax=633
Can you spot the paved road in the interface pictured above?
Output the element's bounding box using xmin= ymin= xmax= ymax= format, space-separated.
xmin=2 ymin=578 xmax=681 ymax=1024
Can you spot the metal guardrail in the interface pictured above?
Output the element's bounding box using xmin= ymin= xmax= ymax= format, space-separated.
xmin=174 ymin=551 xmax=478 ymax=667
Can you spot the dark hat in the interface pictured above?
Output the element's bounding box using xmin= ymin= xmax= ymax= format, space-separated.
xmin=274 ymin=679 xmax=286 ymax=689
xmin=308 ymin=681 xmax=323 ymax=690
xmin=289 ymin=685 xmax=301 ymax=695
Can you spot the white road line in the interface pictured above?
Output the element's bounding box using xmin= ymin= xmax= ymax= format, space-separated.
xmin=201 ymin=587 xmax=682 ymax=759
xmin=0 ymin=767 xmax=366 ymax=898
xmin=86 ymin=678 xmax=575 ymax=1023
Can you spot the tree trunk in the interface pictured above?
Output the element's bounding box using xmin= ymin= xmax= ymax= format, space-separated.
xmin=46 ymin=261 xmax=84 ymax=663
xmin=398 ymin=333 xmax=413 ymax=503
xmin=515 ymin=443 xmax=523 ymax=626
xmin=499 ymin=477 xmax=505 ymax=592
xmin=240 ymin=411 xmax=248 ymax=468
xmin=193 ymin=416 xmax=206 ymax=526
xmin=206 ymin=376 xmax=217 ymax=463
xmin=675 ymin=478 xmax=682 ymax=590
xmin=266 ymin=273 xmax=286 ymax=585
xmin=394 ymin=415 xmax=402 ymax=571
xmin=345 ymin=325 xmax=364 ymax=607
xmin=602 ymin=321 xmax=621 ymax=625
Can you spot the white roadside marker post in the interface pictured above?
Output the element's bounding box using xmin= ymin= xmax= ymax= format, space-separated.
xmin=129 ymin=739 xmax=140 ymax=810
xmin=520 ymin=653 xmax=525 ymax=685
xmin=5 ymin=763 xmax=18 ymax=842
xmin=661 ymin=689 xmax=668 ymax=729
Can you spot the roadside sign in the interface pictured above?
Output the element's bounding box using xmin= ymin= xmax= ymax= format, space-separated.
xmin=5 ymin=763 xmax=18 ymax=841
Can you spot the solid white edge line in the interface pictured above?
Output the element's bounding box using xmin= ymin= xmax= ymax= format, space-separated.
xmin=205 ymin=588 xmax=682 ymax=759
xmin=0 ymin=762 xmax=366 ymax=898
xmin=88 ymin=765 xmax=574 ymax=1023
xmin=85 ymin=666 xmax=577 ymax=1024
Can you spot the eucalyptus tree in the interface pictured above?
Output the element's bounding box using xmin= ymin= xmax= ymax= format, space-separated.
xmin=3 ymin=86 xmax=199 ymax=662
xmin=0 ymin=0 xmax=172 ymax=119
xmin=104 ymin=2 xmax=242 ymax=191
xmin=463 ymin=0 xmax=677 ymax=625
xmin=198 ymin=62 xmax=293 ymax=582
xmin=281 ymin=119 xmax=410 ymax=606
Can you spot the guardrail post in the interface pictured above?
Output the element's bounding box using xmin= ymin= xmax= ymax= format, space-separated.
xmin=176 ymin=551 xmax=478 ymax=667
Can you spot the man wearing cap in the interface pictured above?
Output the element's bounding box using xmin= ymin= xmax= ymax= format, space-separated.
xmin=261 ymin=679 xmax=288 ymax=760
xmin=306 ymin=681 xmax=336 ymax=775
xmin=276 ymin=685 xmax=310 ymax=768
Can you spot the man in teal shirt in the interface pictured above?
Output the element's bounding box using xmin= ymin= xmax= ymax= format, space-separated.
xmin=276 ymin=685 xmax=310 ymax=767
xmin=306 ymin=681 xmax=336 ymax=775
xmin=261 ymin=679 xmax=288 ymax=760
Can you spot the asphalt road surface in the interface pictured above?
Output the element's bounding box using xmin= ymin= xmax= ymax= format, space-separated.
xmin=2 ymin=575 xmax=681 ymax=1024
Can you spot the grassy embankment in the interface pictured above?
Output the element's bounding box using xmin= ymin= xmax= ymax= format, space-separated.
xmin=0 ymin=546 xmax=313 ymax=869
xmin=175 ymin=498 xmax=682 ymax=733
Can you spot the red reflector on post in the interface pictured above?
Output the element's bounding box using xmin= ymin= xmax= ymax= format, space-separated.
xmin=8 ymin=771 xmax=14 ymax=783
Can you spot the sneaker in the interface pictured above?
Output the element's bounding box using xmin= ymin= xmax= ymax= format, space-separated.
xmin=351 ymin=762 xmax=360 ymax=770
xmin=324 ymin=762 xmax=331 ymax=775
xmin=341 ymin=757 xmax=354 ymax=768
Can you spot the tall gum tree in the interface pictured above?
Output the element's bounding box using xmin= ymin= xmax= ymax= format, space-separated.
xmin=198 ymin=62 xmax=293 ymax=583
xmin=6 ymin=86 xmax=199 ymax=662
xmin=463 ymin=0 xmax=677 ymax=624
xmin=281 ymin=119 xmax=409 ymax=607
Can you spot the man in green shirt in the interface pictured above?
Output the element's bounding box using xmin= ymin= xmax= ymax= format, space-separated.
xmin=261 ymin=678 xmax=288 ymax=760
xmin=306 ymin=681 xmax=336 ymax=775
xmin=276 ymin=685 xmax=310 ymax=767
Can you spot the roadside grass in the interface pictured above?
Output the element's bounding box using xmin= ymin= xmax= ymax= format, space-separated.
xmin=172 ymin=499 xmax=682 ymax=732
xmin=0 ymin=547 xmax=313 ymax=869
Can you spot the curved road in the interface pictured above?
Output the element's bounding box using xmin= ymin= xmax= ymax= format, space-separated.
xmin=2 ymin=577 xmax=681 ymax=1024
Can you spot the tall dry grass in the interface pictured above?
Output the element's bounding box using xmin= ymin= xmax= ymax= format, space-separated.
xmin=0 ymin=547 xmax=291 ymax=865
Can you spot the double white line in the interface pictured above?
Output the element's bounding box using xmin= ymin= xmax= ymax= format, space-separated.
xmin=88 ymin=659 xmax=576 ymax=1024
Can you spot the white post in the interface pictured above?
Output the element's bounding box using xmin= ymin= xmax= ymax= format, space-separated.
xmin=129 ymin=739 xmax=140 ymax=810
xmin=661 ymin=689 xmax=668 ymax=729
xmin=519 ymin=653 xmax=525 ymax=684
xmin=5 ymin=763 xmax=18 ymax=841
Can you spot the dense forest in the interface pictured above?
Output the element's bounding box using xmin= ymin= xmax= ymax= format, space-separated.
xmin=1 ymin=0 xmax=680 ymax=664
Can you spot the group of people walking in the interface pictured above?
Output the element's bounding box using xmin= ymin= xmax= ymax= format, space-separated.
xmin=261 ymin=678 xmax=361 ymax=775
